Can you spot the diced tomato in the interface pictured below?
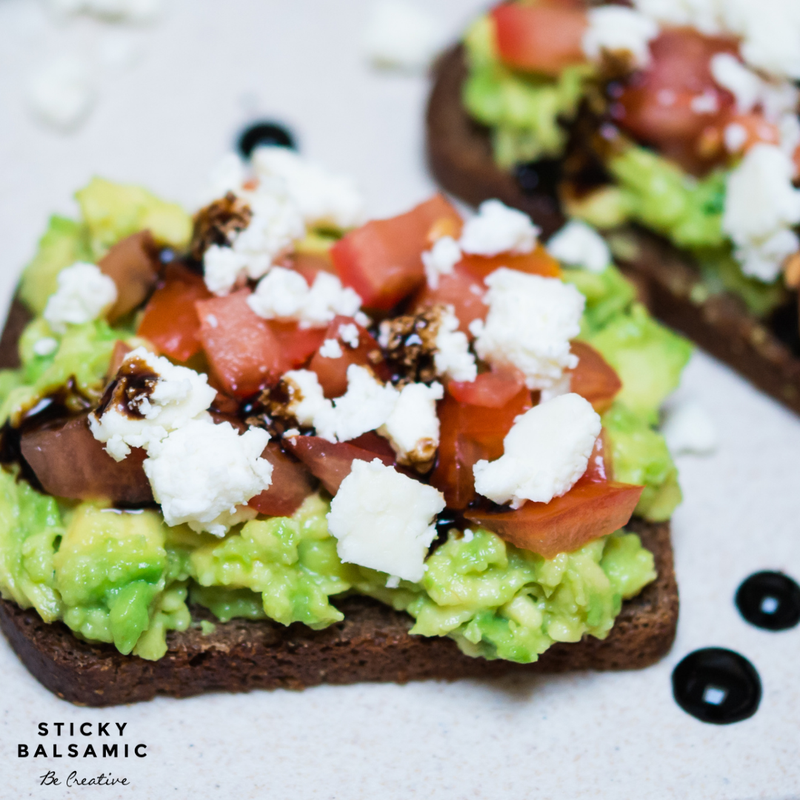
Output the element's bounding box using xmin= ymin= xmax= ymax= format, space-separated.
xmin=447 ymin=365 xmax=526 ymax=408
xmin=268 ymin=321 xmax=327 ymax=370
xmin=331 ymin=194 xmax=463 ymax=310
xmin=491 ymin=2 xmax=588 ymax=76
xmin=106 ymin=340 xmax=132 ymax=380
xmin=289 ymin=251 xmax=338 ymax=285
xmin=431 ymin=385 xmax=532 ymax=509
xmin=284 ymin=435 xmax=394 ymax=495
xmin=248 ymin=442 xmax=316 ymax=517
xmin=457 ymin=246 xmax=561 ymax=281
xmin=347 ymin=431 xmax=398 ymax=461
xmin=138 ymin=264 xmax=212 ymax=363
xmin=569 ymin=341 xmax=622 ymax=413
xmin=196 ymin=290 xmax=283 ymax=398
xmin=465 ymin=477 xmax=643 ymax=559
xmin=614 ymin=28 xmax=739 ymax=174
xmin=99 ymin=231 xmax=160 ymax=322
xmin=584 ymin=430 xmax=611 ymax=482
xmin=412 ymin=267 xmax=487 ymax=335
xmin=308 ymin=315 xmax=390 ymax=398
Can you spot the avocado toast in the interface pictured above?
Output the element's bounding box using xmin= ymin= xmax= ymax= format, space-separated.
xmin=0 ymin=149 xmax=686 ymax=705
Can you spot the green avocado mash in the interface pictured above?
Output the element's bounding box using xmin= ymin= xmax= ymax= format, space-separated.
xmin=0 ymin=179 xmax=687 ymax=664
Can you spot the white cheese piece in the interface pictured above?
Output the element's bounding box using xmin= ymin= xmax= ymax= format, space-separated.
xmin=363 ymin=0 xmax=445 ymax=73
xmin=723 ymin=123 xmax=749 ymax=154
xmin=89 ymin=347 xmax=217 ymax=461
xmin=459 ymin=200 xmax=539 ymax=257
xmin=582 ymin=6 xmax=659 ymax=68
xmin=661 ymin=397 xmax=719 ymax=456
xmin=314 ymin=365 xmax=399 ymax=443
xmin=251 ymin=146 xmax=365 ymax=229
xmin=338 ymin=322 xmax=360 ymax=349
xmin=327 ymin=458 xmax=445 ymax=582
xmin=433 ymin=306 xmax=477 ymax=383
xmin=546 ymin=220 xmax=611 ymax=274
xmin=200 ymin=152 xmax=247 ymax=206
xmin=143 ymin=419 xmax=272 ymax=536
xmin=473 ymin=394 xmax=601 ymax=509
xmin=474 ymin=268 xmax=584 ymax=391
xmin=202 ymin=245 xmax=249 ymax=296
xmin=378 ymin=382 xmax=443 ymax=467
xmin=319 ymin=338 xmax=343 ymax=359
xmin=32 ymin=337 xmax=59 ymax=357
xmin=710 ymin=53 xmax=763 ymax=113
xmin=539 ymin=371 xmax=573 ymax=404
xmin=281 ymin=370 xmax=331 ymax=427
xmin=27 ymin=55 xmax=96 ymax=132
xmin=43 ymin=262 xmax=118 ymax=334
xmin=723 ymin=144 xmax=800 ymax=282
xmin=690 ymin=91 xmax=719 ymax=114
xmin=247 ymin=267 xmax=362 ymax=328
xmin=422 ymin=236 xmax=461 ymax=289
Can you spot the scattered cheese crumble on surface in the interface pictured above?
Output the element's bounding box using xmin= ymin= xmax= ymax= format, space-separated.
xmin=32 ymin=337 xmax=59 ymax=357
xmin=583 ymin=6 xmax=658 ymax=68
xmin=281 ymin=369 xmax=330 ymax=427
xmin=378 ymin=381 xmax=443 ymax=467
xmin=661 ymin=397 xmax=719 ymax=456
xmin=327 ymin=458 xmax=445 ymax=582
xmin=460 ymin=200 xmax=539 ymax=257
xmin=319 ymin=338 xmax=343 ymax=359
xmin=43 ymin=262 xmax=118 ymax=333
xmin=473 ymin=394 xmax=601 ymax=509
xmin=27 ymin=55 xmax=96 ymax=132
xmin=433 ymin=306 xmax=478 ymax=383
xmin=422 ymin=236 xmax=461 ymax=289
xmin=338 ymin=322 xmax=360 ymax=349
xmin=546 ymin=220 xmax=610 ymax=274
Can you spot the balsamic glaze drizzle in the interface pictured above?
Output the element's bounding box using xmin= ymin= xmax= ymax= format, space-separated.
xmin=237 ymin=121 xmax=296 ymax=159
xmin=736 ymin=571 xmax=800 ymax=631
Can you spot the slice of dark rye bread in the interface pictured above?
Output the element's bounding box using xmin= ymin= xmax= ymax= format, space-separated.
xmin=0 ymin=295 xmax=677 ymax=705
xmin=428 ymin=46 xmax=800 ymax=417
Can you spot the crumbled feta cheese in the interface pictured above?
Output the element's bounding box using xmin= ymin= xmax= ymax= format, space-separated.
xmin=247 ymin=267 xmax=362 ymax=328
xmin=433 ymin=307 xmax=477 ymax=383
xmin=284 ymin=428 xmax=301 ymax=439
xmin=27 ymin=55 xmax=96 ymax=132
xmin=314 ymin=365 xmax=398 ymax=443
xmin=724 ymin=123 xmax=749 ymax=153
xmin=385 ymin=575 xmax=401 ymax=589
xmin=143 ymin=419 xmax=272 ymax=536
xmin=327 ymin=459 xmax=445 ymax=582
xmin=723 ymin=144 xmax=800 ymax=281
xmin=462 ymin=529 xmax=474 ymax=543
xmin=200 ymin=153 xmax=247 ymax=206
xmin=363 ymin=0 xmax=445 ymax=73
xmin=251 ymin=146 xmax=365 ymax=229
xmin=202 ymin=245 xmax=249 ymax=296
xmin=546 ymin=220 xmax=611 ymax=274
xmin=474 ymin=269 xmax=584 ymax=391
xmin=32 ymin=337 xmax=59 ymax=357
xmin=661 ymin=397 xmax=718 ymax=456
xmin=690 ymin=91 xmax=719 ymax=114
xmin=710 ymin=53 xmax=763 ymax=113
xmin=338 ymin=322 xmax=360 ymax=349
xmin=89 ymin=347 xmax=217 ymax=461
xmin=281 ymin=369 xmax=331 ymax=427
xmin=539 ymin=371 xmax=573 ymax=404
xmin=43 ymin=262 xmax=118 ymax=334
xmin=583 ymin=6 xmax=658 ymax=68
xmin=473 ymin=394 xmax=601 ymax=509
xmin=319 ymin=338 xmax=343 ymax=359
xmin=459 ymin=200 xmax=539 ymax=257
xmin=378 ymin=382 xmax=443 ymax=467
xmin=422 ymin=236 xmax=461 ymax=289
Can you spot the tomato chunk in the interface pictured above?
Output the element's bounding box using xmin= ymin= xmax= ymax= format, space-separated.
xmin=413 ymin=267 xmax=487 ymax=335
xmin=458 ymin=246 xmax=561 ymax=281
xmin=248 ymin=442 xmax=316 ymax=517
xmin=268 ymin=321 xmax=327 ymax=370
xmin=465 ymin=478 xmax=643 ymax=559
xmin=447 ymin=365 xmax=526 ymax=408
xmin=99 ymin=231 xmax=161 ymax=322
xmin=308 ymin=315 xmax=390 ymax=398
xmin=289 ymin=251 xmax=338 ymax=285
xmin=331 ymin=194 xmax=463 ymax=310
xmin=196 ymin=290 xmax=282 ymax=398
xmin=492 ymin=3 xmax=588 ymax=76
xmin=569 ymin=341 xmax=622 ymax=413
xmin=138 ymin=264 xmax=211 ymax=362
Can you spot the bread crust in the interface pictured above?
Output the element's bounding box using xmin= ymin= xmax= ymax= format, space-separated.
xmin=427 ymin=46 xmax=800 ymax=415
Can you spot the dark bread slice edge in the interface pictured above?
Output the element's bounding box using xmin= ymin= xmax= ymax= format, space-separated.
xmin=427 ymin=46 xmax=800 ymax=416
xmin=0 ymin=299 xmax=676 ymax=706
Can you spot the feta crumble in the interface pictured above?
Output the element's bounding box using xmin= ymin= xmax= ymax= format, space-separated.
xmin=327 ymin=459 xmax=445 ymax=582
xmin=710 ymin=53 xmax=763 ymax=113
xmin=143 ymin=419 xmax=272 ymax=536
xmin=43 ymin=262 xmax=118 ymax=334
xmin=27 ymin=55 xmax=96 ymax=132
xmin=473 ymin=394 xmax=602 ymax=509
xmin=546 ymin=220 xmax=611 ymax=274
xmin=319 ymin=338 xmax=343 ymax=359
xmin=474 ymin=269 xmax=584 ymax=391
xmin=422 ymin=236 xmax=461 ymax=289
xmin=433 ymin=306 xmax=477 ymax=383
xmin=661 ymin=397 xmax=718 ymax=456
xmin=89 ymin=347 xmax=217 ymax=461
xmin=280 ymin=369 xmax=331 ymax=427
xmin=338 ymin=322 xmax=360 ymax=349
xmin=583 ymin=6 xmax=659 ymax=68
xmin=378 ymin=381 xmax=443 ymax=467
xmin=459 ymin=200 xmax=539 ymax=257
xmin=247 ymin=267 xmax=362 ymax=328
xmin=32 ymin=337 xmax=59 ymax=357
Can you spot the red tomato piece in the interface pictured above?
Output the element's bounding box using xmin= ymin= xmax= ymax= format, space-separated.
xmin=248 ymin=442 xmax=316 ymax=517
xmin=106 ymin=340 xmax=133 ymax=379
xmin=465 ymin=478 xmax=643 ymax=559
xmin=412 ymin=267 xmax=487 ymax=336
xmin=284 ymin=435 xmax=394 ymax=495
xmin=268 ymin=321 xmax=327 ymax=370
xmin=458 ymin=246 xmax=561 ymax=281
xmin=447 ymin=365 xmax=526 ymax=408
xmin=491 ymin=3 xmax=588 ymax=76
xmin=569 ymin=341 xmax=622 ymax=413
xmin=137 ymin=264 xmax=211 ymax=362
xmin=308 ymin=315 xmax=391 ymax=398
xmin=331 ymin=194 xmax=463 ymax=311
xmin=717 ymin=112 xmax=780 ymax=154
xmin=196 ymin=290 xmax=283 ymax=398
xmin=584 ymin=430 xmax=612 ymax=482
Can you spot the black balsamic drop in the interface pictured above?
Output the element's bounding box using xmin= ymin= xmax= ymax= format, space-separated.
xmin=513 ymin=158 xmax=562 ymax=196
xmin=237 ymin=122 xmax=297 ymax=159
xmin=672 ymin=648 xmax=761 ymax=725
xmin=735 ymin=571 xmax=800 ymax=631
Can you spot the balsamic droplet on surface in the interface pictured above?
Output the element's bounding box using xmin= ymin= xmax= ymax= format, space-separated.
xmin=513 ymin=158 xmax=562 ymax=196
xmin=237 ymin=122 xmax=296 ymax=159
xmin=735 ymin=571 xmax=800 ymax=631
xmin=672 ymin=648 xmax=761 ymax=725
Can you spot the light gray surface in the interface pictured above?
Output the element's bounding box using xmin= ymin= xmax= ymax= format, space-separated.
xmin=0 ymin=1 xmax=798 ymax=798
